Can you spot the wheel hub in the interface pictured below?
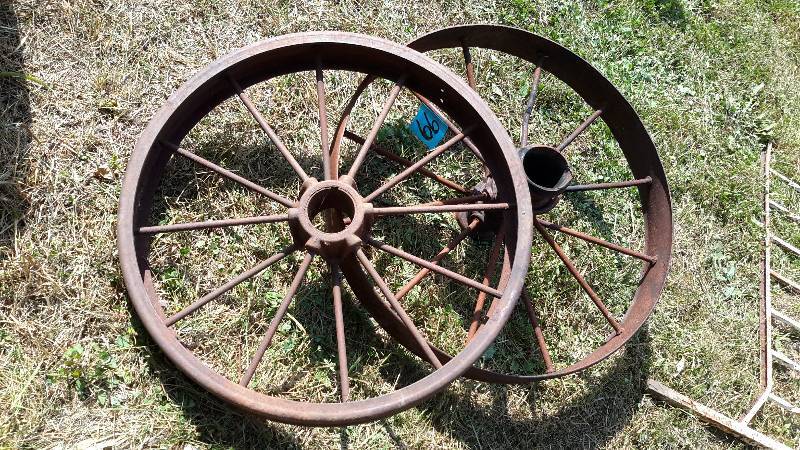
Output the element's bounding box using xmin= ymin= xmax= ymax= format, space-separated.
xmin=519 ymin=145 xmax=572 ymax=214
xmin=289 ymin=178 xmax=372 ymax=260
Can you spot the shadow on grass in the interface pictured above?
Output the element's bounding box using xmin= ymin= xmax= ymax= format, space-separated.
xmin=130 ymin=286 xmax=650 ymax=449
xmin=0 ymin=2 xmax=31 ymax=259
xmin=128 ymin=308 xmax=304 ymax=448
xmin=645 ymin=0 xmax=688 ymax=27
xmin=561 ymin=190 xmax=618 ymax=242
xmin=125 ymin=103 xmax=650 ymax=448
xmin=376 ymin=327 xmax=653 ymax=450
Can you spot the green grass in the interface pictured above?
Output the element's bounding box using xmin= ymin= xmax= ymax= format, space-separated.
xmin=1 ymin=0 xmax=800 ymax=448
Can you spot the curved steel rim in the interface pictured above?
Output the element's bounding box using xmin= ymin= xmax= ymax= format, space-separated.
xmin=342 ymin=25 xmax=673 ymax=382
xmin=118 ymin=32 xmax=533 ymax=425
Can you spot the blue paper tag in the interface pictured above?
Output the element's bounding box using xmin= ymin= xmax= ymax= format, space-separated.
xmin=408 ymin=104 xmax=448 ymax=150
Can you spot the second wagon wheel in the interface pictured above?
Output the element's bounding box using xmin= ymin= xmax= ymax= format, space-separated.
xmin=333 ymin=25 xmax=672 ymax=382
xmin=117 ymin=32 xmax=534 ymax=425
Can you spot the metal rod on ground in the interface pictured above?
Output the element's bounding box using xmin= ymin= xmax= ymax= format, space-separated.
xmin=521 ymin=291 xmax=554 ymax=373
xmin=646 ymin=380 xmax=791 ymax=450
xmin=771 ymin=270 xmax=800 ymax=293
xmin=467 ymin=228 xmax=505 ymax=341
xmin=356 ymin=249 xmax=442 ymax=369
xmin=138 ymin=214 xmax=290 ymax=234
xmin=764 ymin=143 xmax=774 ymax=392
xmin=520 ymin=61 xmax=543 ymax=147
xmin=165 ymin=142 xmax=294 ymax=208
xmin=771 ymin=168 xmax=800 ymax=193
xmin=240 ymin=252 xmax=314 ymax=386
xmin=316 ymin=64 xmax=332 ymax=180
xmin=364 ymin=131 xmax=469 ymax=202
xmin=772 ymin=235 xmax=800 ymax=257
xmin=165 ymin=244 xmax=297 ymax=326
xmin=769 ymin=393 xmax=800 ymax=414
xmin=331 ymin=264 xmax=350 ymax=401
xmin=772 ymin=309 xmax=800 ymax=332
xmin=534 ymin=220 xmax=622 ymax=334
xmin=371 ymin=203 xmax=511 ymax=216
xmin=347 ymin=78 xmax=405 ymax=179
xmin=555 ymin=109 xmax=603 ymax=153
xmin=228 ymin=76 xmax=310 ymax=182
xmin=772 ymin=350 xmax=800 ymax=373
xmin=769 ymin=200 xmax=800 ymax=223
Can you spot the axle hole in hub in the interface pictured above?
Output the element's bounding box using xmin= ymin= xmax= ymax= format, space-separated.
xmin=306 ymin=186 xmax=357 ymax=235
xmin=519 ymin=145 xmax=573 ymax=212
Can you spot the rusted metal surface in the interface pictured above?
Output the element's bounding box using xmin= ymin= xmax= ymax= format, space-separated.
xmin=537 ymin=218 xmax=657 ymax=265
xmin=343 ymin=130 xmax=470 ymax=193
xmin=347 ymin=25 xmax=673 ymax=383
xmin=534 ymin=220 xmax=623 ymax=334
xmin=520 ymin=59 xmax=543 ymax=148
xmin=118 ymin=32 xmax=534 ymax=425
xmin=565 ymin=176 xmax=652 ymax=192
xmin=467 ymin=226 xmax=505 ymax=341
xmin=395 ymin=218 xmax=480 ymax=301
xmin=521 ymin=291 xmax=554 ymax=373
xmin=519 ymin=145 xmax=572 ymax=213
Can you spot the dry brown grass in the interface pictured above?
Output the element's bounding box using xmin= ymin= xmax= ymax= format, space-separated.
xmin=1 ymin=0 xmax=799 ymax=448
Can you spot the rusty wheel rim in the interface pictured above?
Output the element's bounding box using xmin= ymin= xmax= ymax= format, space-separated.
xmin=334 ymin=25 xmax=672 ymax=382
xmin=117 ymin=32 xmax=533 ymax=425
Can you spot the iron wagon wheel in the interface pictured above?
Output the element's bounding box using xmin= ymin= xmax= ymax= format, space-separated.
xmin=117 ymin=32 xmax=533 ymax=425
xmin=332 ymin=25 xmax=672 ymax=382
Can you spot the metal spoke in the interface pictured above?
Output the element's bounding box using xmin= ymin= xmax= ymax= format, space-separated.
xmin=355 ymin=249 xmax=442 ymax=369
xmin=316 ymin=63 xmax=332 ymax=180
xmin=227 ymin=75 xmax=309 ymax=182
xmin=770 ymin=200 xmax=800 ymax=223
xmin=347 ymin=77 xmax=406 ymax=179
xmin=331 ymin=75 xmax=375 ymax=179
xmin=364 ymin=130 xmax=470 ymax=202
xmin=138 ymin=214 xmax=289 ymax=235
xmin=421 ymin=194 xmax=489 ymax=207
xmin=165 ymin=244 xmax=297 ymax=326
xmin=467 ymin=228 xmax=505 ymax=341
xmin=566 ymin=177 xmax=652 ymax=192
xmin=367 ymin=238 xmax=503 ymax=298
xmin=462 ymin=46 xmax=476 ymax=89
xmin=331 ymin=264 xmax=350 ymax=401
xmin=771 ymin=270 xmax=800 ymax=293
xmin=521 ymin=291 xmax=554 ymax=373
xmin=536 ymin=218 xmax=657 ymax=265
xmin=484 ymin=237 xmax=513 ymax=322
xmin=520 ymin=60 xmax=543 ymax=147
xmin=164 ymin=142 xmax=294 ymax=207
xmin=371 ymin=202 xmax=511 ymax=217
xmin=343 ymin=130 xmax=469 ymax=194
xmin=555 ymin=109 xmax=603 ymax=153
xmin=395 ymin=218 xmax=481 ymax=300
xmin=412 ymin=93 xmax=485 ymax=164
xmin=534 ymin=220 xmax=623 ymax=334
xmin=240 ymin=252 xmax=314 ymax=387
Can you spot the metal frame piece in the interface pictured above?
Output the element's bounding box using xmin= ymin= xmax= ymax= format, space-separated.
xmin=649 ymin=143 xmax=799 ymax=448
xmin=742 ymin=142 xmax=800 ymax=422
